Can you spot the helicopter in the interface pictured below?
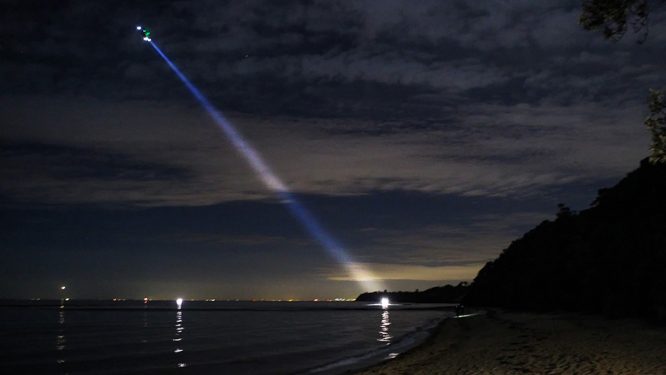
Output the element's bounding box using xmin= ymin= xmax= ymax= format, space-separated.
xmin=136 ymin=26 xmax=151 ymax=42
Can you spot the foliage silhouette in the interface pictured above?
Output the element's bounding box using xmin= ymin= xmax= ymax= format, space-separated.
xmin=646 ymin=89 xmax=666 ymax=163
xmin=579 ymin=0 xmax=650 ymax=42
xmin=465 ymin=159 xmax=666 ymax=320
xmin=579 ymin=0 xmax=666 ymax=164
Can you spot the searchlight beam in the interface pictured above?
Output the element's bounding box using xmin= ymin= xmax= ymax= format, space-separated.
xmin=142 ymin=34 xmax=382 ymax=293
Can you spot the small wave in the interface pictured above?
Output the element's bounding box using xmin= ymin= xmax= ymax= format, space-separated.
xmin=306 ymin=313 xmax=450 ymax=374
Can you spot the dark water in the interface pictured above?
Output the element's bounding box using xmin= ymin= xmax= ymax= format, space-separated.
xmin=0 ymin=301 xmax=453 ymax=374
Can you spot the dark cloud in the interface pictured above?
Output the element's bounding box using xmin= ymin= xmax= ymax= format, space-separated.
xmin=1 ymin=0 xmax=665 ymax=298
xmin=2 ymin=140 xmax=193 ymax=181
xmin=2 ymin=0 xmax=664 ymax=116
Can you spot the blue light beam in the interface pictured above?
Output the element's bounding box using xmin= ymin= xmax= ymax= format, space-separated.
xmin=148 ymin=41 xmax=382 ymax=292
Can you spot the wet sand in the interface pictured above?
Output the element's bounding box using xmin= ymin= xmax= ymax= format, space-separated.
xmin=355 ymin=310 xmax=666 ymax=374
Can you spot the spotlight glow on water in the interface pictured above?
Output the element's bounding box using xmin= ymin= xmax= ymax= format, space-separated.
xmin=144 ymin=37 xmax=382 ymax=292
xmin=176 ymin=298 xmax=183 ymax=309
xmin=381 ymin=297 xmax=390 ymax=309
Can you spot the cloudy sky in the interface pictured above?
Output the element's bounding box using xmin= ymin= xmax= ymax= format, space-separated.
xmin=2 ymin=0 xmax=665 ymax=299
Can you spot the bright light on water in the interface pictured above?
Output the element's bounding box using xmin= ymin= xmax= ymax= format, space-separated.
xmin=176 ymin=298 xmax=183 ymax=309
xmin=381 ymin=297 xmax=390 ymax=309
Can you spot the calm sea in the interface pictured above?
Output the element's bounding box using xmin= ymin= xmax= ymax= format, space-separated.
xmin=0 ymin=300 xmax=454 ymax=374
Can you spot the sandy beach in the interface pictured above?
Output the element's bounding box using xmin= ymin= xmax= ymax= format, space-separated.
xmin=356 ymin=311 xmax=666 ymax=374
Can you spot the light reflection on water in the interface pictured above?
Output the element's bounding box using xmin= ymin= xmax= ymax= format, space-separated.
xmin=377 ymin=310 xmax=392 ymax=344
xmin=174 ymin=310 xmax=186 ymax=368
xmin=0 ymin=302 xmax=451 ymax=374
xmin=141 ymin=311 xmax=149 ymax=344
xmin=56 ymin=309 xmax=66 ymax=365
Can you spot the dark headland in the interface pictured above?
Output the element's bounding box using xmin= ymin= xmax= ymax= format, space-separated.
xmin=356 ymin=283 xmax=468 ymax=304
xmin=359 ymin=159 xmax=666 ymax=320
xmin=465 ymin=158 xmax=666 ymax=320
xmin=356 ymin=159 xmax=666 ymax=373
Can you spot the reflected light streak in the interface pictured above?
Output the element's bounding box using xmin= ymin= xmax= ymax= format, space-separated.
xmin=377 ymin=310 xmax=392 ymax=345
xmin=148 ymin=40 xmax=382 ymax=292
xmin=174 ymin=310 xmax=186 ymax=368
xmin=454 ymin=312 xmax=482 ymax=319
xmin=56 ymin=309 xmax=66 ymax=365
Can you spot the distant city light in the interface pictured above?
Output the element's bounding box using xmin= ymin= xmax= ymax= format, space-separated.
xmin=381 ymin=297 xmax=390 ymax=309
xmin=136 ymin=25 xmax=142 ymax=30
xmin=60 ymin=286 xmax=66 ymax=290
xmin=176 ymin=298 xmax=183 ymax=309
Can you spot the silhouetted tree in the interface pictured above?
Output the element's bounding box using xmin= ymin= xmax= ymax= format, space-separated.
xmin=579 ymin=1 xmax=666 ymax=164
xmin=465 ymin=159 xmax=666 ymax=320
xmin=557 ymin=203 xmax=573 ymax=218
xmin=646 ymin=89 xmax=666 ymax=163
xmin=579 ymin=0 xmax=650 ymax=42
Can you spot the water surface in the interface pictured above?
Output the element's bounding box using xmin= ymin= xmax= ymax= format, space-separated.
xmin=0 ymin=300 xmax=453 ymax=374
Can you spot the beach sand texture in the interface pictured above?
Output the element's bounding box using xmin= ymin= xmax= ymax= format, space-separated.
xmin=356 ymin=311 xmax=666 ymax=374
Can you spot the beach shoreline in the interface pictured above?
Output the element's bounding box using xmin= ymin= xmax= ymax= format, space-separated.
xmin=308 ymin=310 xmax=453 ymax=374
xmin=354 ymin=310 xmax=666 ymax=374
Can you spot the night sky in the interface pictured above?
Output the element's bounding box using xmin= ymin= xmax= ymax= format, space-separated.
xmin=2 ymin=0 xmax=665 ymax=300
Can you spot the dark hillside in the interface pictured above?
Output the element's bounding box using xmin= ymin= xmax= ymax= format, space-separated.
xmin=464 ymin=159 xmax=666 ymax=320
